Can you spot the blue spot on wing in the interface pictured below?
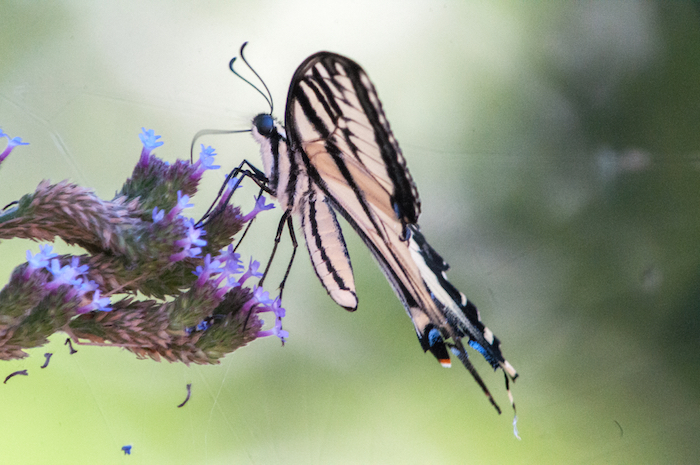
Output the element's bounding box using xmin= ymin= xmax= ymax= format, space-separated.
xmin=468 ymin=340 xmax=498 ymax=367
xmin=428 ymin=328 xmax=442 ymax=347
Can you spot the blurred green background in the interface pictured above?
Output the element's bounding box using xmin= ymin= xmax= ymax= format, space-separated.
xmin=2 ymin=1 xmax=700 ymax=464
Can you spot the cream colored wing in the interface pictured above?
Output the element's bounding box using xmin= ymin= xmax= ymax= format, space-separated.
xmin=298 ymin=182 xmax=358 ymax=311
xmin=274 ymin=51 xmax=517 ymax=414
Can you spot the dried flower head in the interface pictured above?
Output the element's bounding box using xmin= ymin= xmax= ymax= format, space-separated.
xmin=0 ymin=128 xmax=287 ymax=364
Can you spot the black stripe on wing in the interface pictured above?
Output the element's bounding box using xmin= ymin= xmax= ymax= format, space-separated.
xmin=295 ymin=87 xmax=384 ymax=228
xmin=285 ymin=52 xmax=421 ymax=226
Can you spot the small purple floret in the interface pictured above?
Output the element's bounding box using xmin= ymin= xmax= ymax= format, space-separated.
xmin=139 ymin=128 xmax=163 ymax=151
xmin=240 ymin=195 xmax=275 ymax=223
xmin=45 ymin=258 xmax=81 ymax=290
xmin=198 ymin=145 xmax=220 ymax=170
xmin=138 ymin=128 xmax=163 ymax=165
xmin=177 ymin=192 xmax=194 ymax=210
xmin=171 ymin=220 xmax=207 ymax=262
xmin=217 ymin=245 xmax=244 ymax=276
xmin=76 ymin=289 xmax=112 ymax=314
xmin=193 ymin=254 xmax=222 ymax=286
xmin=25 ymin=244 xmax=58 ymax=275
xmin=152 ymin=207 xmax=165 ymax=223
xmin=0 ymin=129 xmax=30 ymax=163
xmin=237 ymin=258 xmax=263 ymax=286
xmin=256 ymin=315 xmax=288 ymax=342
xmin=191 ymin=144 xmax=221 ymax=179
xmin=167 ymin=191 xmax=195 ymax=220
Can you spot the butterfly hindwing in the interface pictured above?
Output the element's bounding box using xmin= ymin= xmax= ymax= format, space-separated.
xmin=299 ymin=183 xmax=358 ymax=310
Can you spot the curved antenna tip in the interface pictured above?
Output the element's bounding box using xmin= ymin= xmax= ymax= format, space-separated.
xmin=229 ymin=43 xmax=274 ymax=113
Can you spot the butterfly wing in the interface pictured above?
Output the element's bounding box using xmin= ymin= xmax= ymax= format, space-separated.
xmin=284 ymin=53 xmax=518 ymax=400
xmin=298 ymin=181 xmax=358 ymax=310
xmin=287 ymin=52 xmax=421 ymax=228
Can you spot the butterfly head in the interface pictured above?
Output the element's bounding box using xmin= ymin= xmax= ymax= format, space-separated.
xmin=253 ymin=114 xmax=275 ymax=137
xmin=252 ymin=113 xmax=287 ymax=144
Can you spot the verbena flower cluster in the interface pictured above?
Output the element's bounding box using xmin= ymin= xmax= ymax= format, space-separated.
xmin=0 ymin=128 xmax=286 ymax=364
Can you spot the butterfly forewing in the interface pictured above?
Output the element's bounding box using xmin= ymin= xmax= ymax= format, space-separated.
xmin=287 ymin=53 xmax=421 ymax=226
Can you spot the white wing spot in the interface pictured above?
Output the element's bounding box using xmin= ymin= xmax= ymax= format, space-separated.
xmin=483 ymin=327 xmax=494 ymax=344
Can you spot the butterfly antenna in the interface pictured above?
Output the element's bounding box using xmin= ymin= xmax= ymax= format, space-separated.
xmin=230 ymin=42 xmax=274 ymax=113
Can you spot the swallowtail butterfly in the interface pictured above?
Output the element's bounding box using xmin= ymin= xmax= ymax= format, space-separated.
xmin=227 ymin=45 xmax=519 ymax=420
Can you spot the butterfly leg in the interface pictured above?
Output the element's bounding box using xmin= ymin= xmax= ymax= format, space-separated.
xmin=232 ymin=184 xmax=266 ymax=253
xmin=196 ymin=159 xmax=271 ymax=227
xmin=258 ymin=209 xmax=295 ymax=293
xmin=276 ymin=214 xmax=297 ymax=301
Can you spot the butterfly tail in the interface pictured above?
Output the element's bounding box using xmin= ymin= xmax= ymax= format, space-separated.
xmin=407 ymin=225 xmax=518 ymax=395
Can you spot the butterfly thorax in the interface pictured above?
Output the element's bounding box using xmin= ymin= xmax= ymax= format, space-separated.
xmin=251 ymin=113 xmax=307 ymax=212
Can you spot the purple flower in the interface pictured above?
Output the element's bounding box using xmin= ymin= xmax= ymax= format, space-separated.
xmin=0 ymin=129 xmax=30 ymax=164
xmin=213 ymin=176 xmax=244 ymax=212
xmin=191 ymin=144 xmax=221 ymax=179
xmin=274 ymin=318 xmax=289 ymax=341
xmin=76 ymin=289 xmax=112 ymax=314
xmin=256 ymin=315 xmax=288 ymax=342
xmin=253 ymin=286 xmax=273 ymax=306
xmin=193 ymin=254 xmax=222 ymax=286
xmin=227 ymin=177 xmax=243 ymax=192
xmin=70 ymin=256 xmax=89 ymax=276
xmin=25 ymin=244 xmax=58 ymax=275
xmin=171 ymin=220 xmax=207 ymax=262
xmin=44 ymin=258 xmax=81 ymax=291
xmin=217 ymin=245 xmax=244 ymax=275
xmin=240 ymin=195 xmax=275 ymax=223
xmin=195 ymin=319 xmax=211 ymax=331
xmin=198 ymin=145 xmax=220 ymax=170
xmin=269 ymin=296 xmax=285 ymax=319
xmin=192 ymin=252 xmax=245 ymax=300
xmin=255 ymin=294 xmax=284 ymax=317
xmin=152 ymin=207 xmax=165 ymax=223
xmin=139 ymin=128 xmax=163 ymax=151
xmin=239 ymin=285 xmax=264 ymax=316
xmin=237 ymin=258 xmax=263 ymax=286
xmin=176 ymin=191 xmax=195 ymax=211
xmin=213 ymin=246 xmax=244 ymax=292
xmin=167 ymin=191 xmax=195 ymax=220
xmin=73 ymin=279 xmax=99 ymax=294
xmin=138 ymin=128 xmax=163 ymax=166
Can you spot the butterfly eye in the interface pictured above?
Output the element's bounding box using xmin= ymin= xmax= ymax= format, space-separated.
xmin=253 ymin=114 xmax=275 ymax=136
